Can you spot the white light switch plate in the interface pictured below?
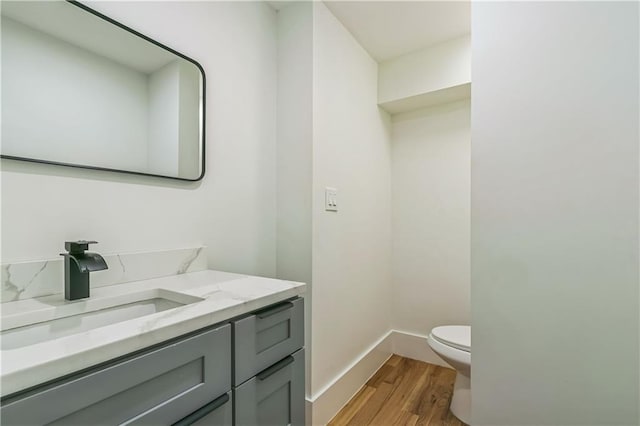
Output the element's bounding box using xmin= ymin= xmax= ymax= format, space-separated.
xmin=325 ymin=187 xmax=338 ymax=211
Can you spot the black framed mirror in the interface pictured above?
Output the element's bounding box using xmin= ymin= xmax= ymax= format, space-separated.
xmin=1 ymin=0 xmax=206 ymax=181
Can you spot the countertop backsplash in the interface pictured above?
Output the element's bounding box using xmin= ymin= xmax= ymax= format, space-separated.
xmin=1 ymin=247 xmax=207 ymax=303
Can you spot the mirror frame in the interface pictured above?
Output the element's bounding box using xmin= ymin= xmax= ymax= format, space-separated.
xmin=1 ymin=0 xmax=206 ymax=182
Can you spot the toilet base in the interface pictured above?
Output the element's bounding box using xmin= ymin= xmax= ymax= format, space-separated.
xmin=450 ymin=372 xmax=470 ymax=424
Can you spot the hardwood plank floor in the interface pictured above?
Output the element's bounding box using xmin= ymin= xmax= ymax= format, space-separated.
xmin=328 ymin=355 xmax=465 ymax=426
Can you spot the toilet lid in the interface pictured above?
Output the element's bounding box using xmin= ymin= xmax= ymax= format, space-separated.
xmin=431 ymin=325 xmax=470 ymax=352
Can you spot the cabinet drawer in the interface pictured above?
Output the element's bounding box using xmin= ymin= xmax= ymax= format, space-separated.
xmin=234 ymin=349 xmax=305 ymax=426
xmin=233 ymin=298 xmax=303 ymax=385
xmin=173 ymin=391 xmax=232 ymax=426
xmin=1 ymin=324 xmax=231 ymax=426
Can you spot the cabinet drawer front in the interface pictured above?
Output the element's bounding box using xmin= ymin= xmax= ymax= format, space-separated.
xmin=234 ymin=348 xmax=305 ymax=426
xmin=233 ymin=298 xmax=304 ymax=385
xmin=1 ymin=324 xmax=231 ymax=425
xmin=173 ymin=391 xmax=232 ymax=426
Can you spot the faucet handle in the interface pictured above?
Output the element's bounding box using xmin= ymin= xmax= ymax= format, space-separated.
xmin=64 ymin=240 xmax=98 ymax=254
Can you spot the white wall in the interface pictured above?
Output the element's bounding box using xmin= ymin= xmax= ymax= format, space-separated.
xmin=275 ymin=0 xmax=313 ymax=405
xmin=472 ymin=2 xmax=639 ymax=424
xmin=147 ymin=59 xmax=201 ymax=178
xmin=2 ymin=16 xmax=148 ymax=170
xmin=276 ymin=2 xmax=313 ymax=302
xmin=177 ymin=60 xmax=202 ymax=179
xmin=378 ymin=35 xmax=470 ymax=105
xmin=391 ymin=100 xmax=470 ymax=365
xmin=147 ymin=58 xmax=202 ymax=178
xmin=1 ymin=1 xmax=278 ymax=280
xmin=148 ymin=61 xmax=180 ymax=176
xmin=311 ymin=0 xmax=393 ymax=418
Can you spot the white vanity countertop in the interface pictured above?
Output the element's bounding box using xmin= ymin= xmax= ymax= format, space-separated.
xmin=0 ymin=270 xmax=306 ymax=397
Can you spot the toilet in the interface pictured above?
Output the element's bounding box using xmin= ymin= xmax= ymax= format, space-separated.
xmin=427 ymin=325 xmax=471 ymax=424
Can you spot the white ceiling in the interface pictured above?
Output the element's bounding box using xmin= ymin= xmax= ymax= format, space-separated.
xmin=323 ymin=1 xmax=470 ymax=62
xmin=269 ymin=1 xmax=471 ymax=63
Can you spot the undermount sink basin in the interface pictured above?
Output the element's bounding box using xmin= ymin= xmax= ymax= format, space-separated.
xmin=1 ymin=289 xmax=203 ymax=350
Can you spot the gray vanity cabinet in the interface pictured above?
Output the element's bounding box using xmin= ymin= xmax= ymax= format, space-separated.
xmin=233 ymin=298 xmax=305 ymax=426
xmin=0 ymin=298 xmax=305 ymax=426
xmin=0 ymin=324 xmax=232 ymax=426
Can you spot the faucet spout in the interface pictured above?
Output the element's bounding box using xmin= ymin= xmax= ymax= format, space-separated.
xmin=67 ymin=252 xmax=108 ymax=273
xmin=60 ymin=241 xmax=108 ymax=301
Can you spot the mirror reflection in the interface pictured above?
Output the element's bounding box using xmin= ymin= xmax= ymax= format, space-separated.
xmin=1 ymin=1 xmax=205 ymax=181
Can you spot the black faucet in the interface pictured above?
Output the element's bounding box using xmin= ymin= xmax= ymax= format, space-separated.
xmin=60 ymin=241 xmax=108 ymax=300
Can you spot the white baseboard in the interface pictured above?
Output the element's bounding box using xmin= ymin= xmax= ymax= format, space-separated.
xmin=305 ymin=399 xmax=313 ymax=426
xmin=308 ymin=331 xmax=393 ymax=425
xmin=390 ymin=330 xmax=449 ymax=368
xmin=305 ymin=330 xmax=452 ymax=425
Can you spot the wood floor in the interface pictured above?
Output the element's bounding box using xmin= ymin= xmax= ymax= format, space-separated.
xmin=328 ymin=355 xmax=465 ymax=426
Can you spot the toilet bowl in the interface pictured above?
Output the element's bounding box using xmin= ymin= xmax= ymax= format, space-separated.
xmin=427 ymin=325 xmax=471 ymax=424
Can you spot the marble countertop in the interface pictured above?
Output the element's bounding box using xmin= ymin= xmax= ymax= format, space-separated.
xmin=0 ymin=270 xmax=306 ymax=397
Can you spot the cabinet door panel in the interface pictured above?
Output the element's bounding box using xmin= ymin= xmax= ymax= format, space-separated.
xmin=1 ymin=324 xmax=231 ymax=426
xmin=234 ymin=298 xmax=304 ymax=385
xmin=234 ymin=349 xmax=305 ymax=426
